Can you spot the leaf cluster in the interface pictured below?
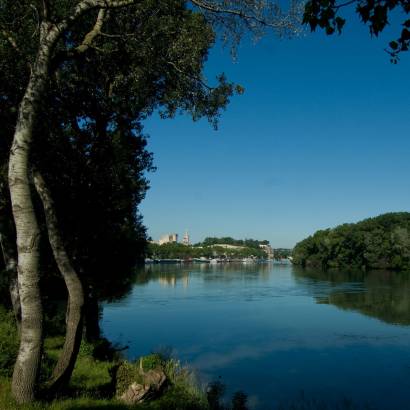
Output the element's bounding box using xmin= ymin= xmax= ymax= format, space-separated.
xmin=303 ymin=0 xmax=410 ymax=62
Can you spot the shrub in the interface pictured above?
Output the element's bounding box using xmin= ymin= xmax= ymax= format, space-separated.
xmin=115 ymin=361 xmax=146 ymax=396
xmin=115 ymin=355 xmax=209 ymax=409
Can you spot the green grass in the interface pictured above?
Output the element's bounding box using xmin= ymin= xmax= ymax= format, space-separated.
xmin=0 ymin=306 xmax=209 ymax=409
xmin=0 ymin=338 xmax=209 ymax=409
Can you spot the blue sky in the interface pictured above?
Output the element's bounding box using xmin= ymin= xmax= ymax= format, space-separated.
xmin=140 ymin=9 xmax=410 ymax=248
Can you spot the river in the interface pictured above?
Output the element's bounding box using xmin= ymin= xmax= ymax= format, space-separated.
xmin=101 ymin=262 xmax=410 ymax=409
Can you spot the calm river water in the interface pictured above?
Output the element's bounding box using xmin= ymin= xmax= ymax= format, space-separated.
xmin=102 ymin=263 xmax=410 ymax=409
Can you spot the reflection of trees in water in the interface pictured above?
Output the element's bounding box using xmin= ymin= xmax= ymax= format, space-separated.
xmin=134 ymin=264 xmax=191 ymax=287
xmin=293 ymin=267 xmax=410 ymax=325
xmin=133 ymin=263 xmax=272 ymax=288
xmin=201 ymin=263 xmax=271 ymax=284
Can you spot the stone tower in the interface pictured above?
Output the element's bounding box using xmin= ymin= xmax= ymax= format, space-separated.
xmin=182 ymin=230 xmax=190 ymax=246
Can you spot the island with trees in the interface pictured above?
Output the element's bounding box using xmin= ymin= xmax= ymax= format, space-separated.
xmin=292 ymin=213 xmax=410 ymax=271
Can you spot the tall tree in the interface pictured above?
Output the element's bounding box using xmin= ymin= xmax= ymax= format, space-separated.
xmin=1 ymin=0 xmax=301 ymax=403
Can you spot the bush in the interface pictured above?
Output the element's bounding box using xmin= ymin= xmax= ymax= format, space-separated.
xmin=115 ymin=361 xmax=146 ymax=396
xmin=115 ymin=355 xmax=209 ymax=409
xmin=0 ymin=306 xmax=18 ymax=376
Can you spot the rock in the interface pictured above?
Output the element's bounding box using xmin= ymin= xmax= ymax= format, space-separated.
xmin=120 ymin=382 xmax=151 ymax=404
xmin=118 ymin=367 xmax=167 ymax=404
xmin=143 ymin=367 xmax=167 ymax=389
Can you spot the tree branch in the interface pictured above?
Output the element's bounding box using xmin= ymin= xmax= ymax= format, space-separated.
xmin=55 ymin=0 xmax=139 ymax=33
xmin=334 ymin=0 xmax=357 ymax=10
xmin=1 ymin=28 xmax=21 ymax=52
xmin=189 ymin=0 xmax=294 ymax=29
xmin=167 ymin=60 xmax=214 ymax=91
xmin=75 ymin=9 xmax=107 ymax=54
xmin=42 ymin=0 xmax=50 ymax=20
xmin=51 ymin=8 xmax=108 ymax=69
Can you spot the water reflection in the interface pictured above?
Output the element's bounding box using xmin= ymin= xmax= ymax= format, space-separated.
xmin=293 ymin=267 xmax=410 ymax=325
xmin=102 ymin=263 xmax=410 ymax=410
xmin=138 ymin=262 xmax=273 ymax=288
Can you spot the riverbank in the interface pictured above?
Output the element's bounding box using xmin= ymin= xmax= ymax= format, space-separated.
xmin=145 ymin=258 xmax=291 ymax=264
xmin=0 ymin=303 xmax=254 ymax=410
xmin=0 ymin=341 xmax=209 ymax=410
xmin=0 ymin=306 xmax=208 ymax=410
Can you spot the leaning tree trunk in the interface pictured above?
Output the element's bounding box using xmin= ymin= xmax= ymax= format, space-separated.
xmin=33 ymin=171 xmax=85 ymax=394
xmin=0 ymin=211 xmax=21 ymax=328
xmin=8 ymin=22 xmax=61 ymax=403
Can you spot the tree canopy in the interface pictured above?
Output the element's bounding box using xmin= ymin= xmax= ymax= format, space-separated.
xmin=293 ymin=212 xmax=410 ymax=270
xmin=0 ymin=0 xmax=244 ymax=304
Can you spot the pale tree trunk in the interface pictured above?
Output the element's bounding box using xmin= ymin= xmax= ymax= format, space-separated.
xmin=8 ymin=22 xmax=61 ymax=403
xmin=8 ymin=2 xmax=136 ymax=402
xmin=0 ymin=212 xmax=21 ymax=328
xmin=33 ymin=170 xmax=85 ymax=394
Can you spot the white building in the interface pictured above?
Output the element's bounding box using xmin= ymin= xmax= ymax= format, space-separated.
xmin=159 ymin=233 xmax=178 ymax=245
xmin=259 ymin=244 xmax=274 ymax=259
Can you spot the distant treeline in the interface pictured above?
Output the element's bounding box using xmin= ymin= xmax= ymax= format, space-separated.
xmin=148 ymin=242 xmax=267 ymax=259
xmin=199 ymin=237 xmax=270 ymax=249
xmin=274 ymin=248 xmax=292 ymax=259
xmin=292 ymin=213 xmax=410 ymax=271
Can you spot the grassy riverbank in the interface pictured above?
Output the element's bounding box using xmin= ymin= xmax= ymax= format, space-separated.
xmin=0 ymin=306 xmax=208 ymax=410
xmin=0 ymin=338 xmax=208 ymax=410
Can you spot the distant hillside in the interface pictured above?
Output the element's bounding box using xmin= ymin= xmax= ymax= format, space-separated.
xmin=293 ymin=213 xmax=410 ymax=271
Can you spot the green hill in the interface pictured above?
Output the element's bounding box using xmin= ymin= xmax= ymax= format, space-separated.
xmin=293 ymin=212 xmax=410 ymax=270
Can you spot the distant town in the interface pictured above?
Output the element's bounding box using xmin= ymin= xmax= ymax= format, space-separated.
xmin=147 ymin=232 xmax=292 ymax=263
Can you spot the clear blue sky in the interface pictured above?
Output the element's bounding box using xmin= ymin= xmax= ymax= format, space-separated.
xmin=140 ymin=10 xmax=410 ymax=248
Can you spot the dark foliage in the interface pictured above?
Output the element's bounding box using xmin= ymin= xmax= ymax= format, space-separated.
xmin=303 ymin=0 xmax=410 ymax=62
xmin=0 ymin=1 xmax=240 ymax=307
xmin=0 ymin=306 xmax=18 ymax=377
xmin=293 ymin=212 xmax=410 ymax=270
xmin=273 ymin=248 xmax=292 ymax=259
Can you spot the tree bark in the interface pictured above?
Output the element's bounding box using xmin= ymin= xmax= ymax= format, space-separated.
xmin=8 ymin=22 xmax=61 ymax=403
xmin=33 ymin=170 xmax=85 ymax=394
